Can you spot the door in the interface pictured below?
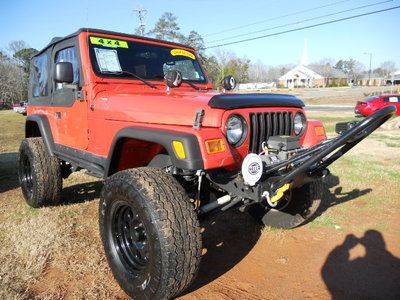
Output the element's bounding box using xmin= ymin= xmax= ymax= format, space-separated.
xmin=51 ymin=39 xmax=88 ymax=150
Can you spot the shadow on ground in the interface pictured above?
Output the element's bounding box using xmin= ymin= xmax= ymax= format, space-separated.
xmin=61 ymin=181 xmax=102 ymax=205
xmin=183 ymin=210 xmax=262 ymax=295
xmin=322 ymin=230 xmax=400 ymax=299
xmin=0 ymin=152 xmax=19 ymax=193
xmin=308 ymin=174 xmax=372 ymax=223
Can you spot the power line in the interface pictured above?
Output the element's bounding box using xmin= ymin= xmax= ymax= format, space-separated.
xmin=203 ymin=0 xmax=353 ymax=37
xmin=206 ymin=0 xmax=393 ymax=45
xmin=134 ymin=7 xmax=147 ymax=36
xmin=204 ymin=5 xmax=400 ymax=49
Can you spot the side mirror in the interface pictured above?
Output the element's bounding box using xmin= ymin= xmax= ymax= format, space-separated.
xmin=165 ymin=70 xmax=182 ymax=88
xmin=54 ymin=62 xmax=74 ymax=84
xmin=222 ymin=75 xmax=236 ymax=91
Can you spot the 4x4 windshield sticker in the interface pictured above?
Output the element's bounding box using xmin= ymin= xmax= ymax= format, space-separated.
xmin=94 ymin=48 xmax=122 ymax=73
xmin=170 ymin=49 xmax=195 ymax=60
xmin=90 ymin=37 xmax=129 ymax=48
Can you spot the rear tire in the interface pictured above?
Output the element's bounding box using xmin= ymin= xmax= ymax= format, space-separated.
xmin=251 ymin=179 xmax=323 ymax=229
xmin=99 ymin=167 xmax=202 ymax=300
xmin=18 ymin=137 xmax=62 ymax=207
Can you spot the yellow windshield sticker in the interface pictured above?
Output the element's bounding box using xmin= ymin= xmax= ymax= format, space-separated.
xmin=90 ymin=37 xmax=128 ymax=48
xmin=170 ymin=49 xmax=195 ymax=59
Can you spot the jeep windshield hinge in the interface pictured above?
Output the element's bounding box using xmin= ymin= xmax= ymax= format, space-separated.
xmin=75 ymin=90 xmax=85 ymax=101
xmin=193 ymin=108 xmax=205 ymax=129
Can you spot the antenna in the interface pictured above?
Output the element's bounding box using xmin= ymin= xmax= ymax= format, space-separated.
xmin=133 ymin=6 xmax=147 ymax=35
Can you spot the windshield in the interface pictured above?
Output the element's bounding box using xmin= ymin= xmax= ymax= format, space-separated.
xmin=364 ymin=96 xmax=378 ymax=102
xmin=88 ymin=36 xmax=207 ymax=84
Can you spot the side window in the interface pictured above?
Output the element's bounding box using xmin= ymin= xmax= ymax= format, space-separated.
xmin=388 ymin=96 xmax=399 ymax=103
xmin=55 ymin=47 xmax=79 ymax=89
xmin=31 ymin=53 xmax=48 ymax=97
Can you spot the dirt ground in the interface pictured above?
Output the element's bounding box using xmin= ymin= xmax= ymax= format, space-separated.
xmin=1 ymin=98 xmax=399 ymax=299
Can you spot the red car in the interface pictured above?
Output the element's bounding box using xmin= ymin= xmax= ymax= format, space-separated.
xmin=355 ymin=94 xmax=400 ymax=117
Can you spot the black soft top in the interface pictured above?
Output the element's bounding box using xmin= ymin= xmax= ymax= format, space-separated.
xmin=33 ymin=28 xmax=195 ymax=58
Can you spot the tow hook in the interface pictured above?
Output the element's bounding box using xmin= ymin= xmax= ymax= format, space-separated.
xmin=262 ymin=183 xmax=290 ymax=207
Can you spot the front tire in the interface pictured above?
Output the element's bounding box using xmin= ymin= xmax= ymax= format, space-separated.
xmin=99 ymin=168 xmax=202 ymax=300
xmin=18 ymin=137 xmax=62 ymax=207
xmin=251 ymin=179 xmax=323 ymax=229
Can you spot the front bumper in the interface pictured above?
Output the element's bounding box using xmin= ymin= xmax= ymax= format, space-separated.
xmin=207 ymin=105 xmax=396 ymax=204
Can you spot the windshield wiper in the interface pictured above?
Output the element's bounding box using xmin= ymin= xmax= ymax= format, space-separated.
xmin=101 ymin=70 xmax=157 ymax=89
xmin=181 ymin=79 xmax=203 ymax=91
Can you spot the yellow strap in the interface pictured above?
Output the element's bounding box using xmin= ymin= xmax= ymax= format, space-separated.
xmin=270 ymin=183 xmax=290 ymax=203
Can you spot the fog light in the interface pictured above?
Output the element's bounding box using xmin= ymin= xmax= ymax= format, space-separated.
xmin=205 ymin=139 xmax=226 ymax=154
xmin=172 ymin=141 xmax=186 ymax=159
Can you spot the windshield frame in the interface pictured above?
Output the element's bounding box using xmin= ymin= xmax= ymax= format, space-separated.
xmin=87 ymin=34 xmax=208 ymax=85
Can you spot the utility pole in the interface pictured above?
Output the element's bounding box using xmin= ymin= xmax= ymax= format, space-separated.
xmin=364 ymin=52 xmax=372 ymax=86
xmin=134 ymin=6 xmax=147 ymax=36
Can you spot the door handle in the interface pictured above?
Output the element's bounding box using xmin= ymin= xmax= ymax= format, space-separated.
xmin=56 ymin=112 xmax=62 ymax=119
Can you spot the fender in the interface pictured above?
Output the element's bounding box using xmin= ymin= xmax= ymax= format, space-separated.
xmin=302 ymin=120 xmax=327 ymax=148
xmin=105 ymin=127 xmax=204 ymax=177
xmin=25 ymin=114 xmax=55 ymax=156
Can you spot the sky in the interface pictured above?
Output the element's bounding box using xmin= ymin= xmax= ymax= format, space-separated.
xmin=1 ymin=0 xmax=400 ymax=69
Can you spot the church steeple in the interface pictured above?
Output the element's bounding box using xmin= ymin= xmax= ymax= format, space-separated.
xmin=301 ymin=39 xmax=308 ymax=66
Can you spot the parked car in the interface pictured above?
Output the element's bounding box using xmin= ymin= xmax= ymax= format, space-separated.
xmin=355 ymin=94 xmax=400 ymax=117
xmin=13 ymin=101 xmax=27 ymax=115
xmin=0 ymin=101 xmax=13 ymax=110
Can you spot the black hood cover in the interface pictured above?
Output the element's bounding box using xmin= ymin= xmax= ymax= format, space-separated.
xmin=208 ymin=93 xmax=305 ymax=109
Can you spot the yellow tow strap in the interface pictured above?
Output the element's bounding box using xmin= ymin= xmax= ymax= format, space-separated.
xmin=270 ymin=184 xmax=290 ymax=203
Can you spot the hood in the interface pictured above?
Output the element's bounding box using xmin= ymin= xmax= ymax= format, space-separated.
xmin=97 ymin=85 xmax=305 ymax=127
xmin=98 ymin=86 xmax=223 ymax=127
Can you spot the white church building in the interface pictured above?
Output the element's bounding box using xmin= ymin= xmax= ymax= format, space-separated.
xmin=279 ymin=40 xmax=346 ymax=88
xmin=279 ymin=65 xmax=325 ymax=88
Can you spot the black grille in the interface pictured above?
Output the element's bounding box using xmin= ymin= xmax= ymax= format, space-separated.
xmin=249 ymin=112 xmax=293 ymax=153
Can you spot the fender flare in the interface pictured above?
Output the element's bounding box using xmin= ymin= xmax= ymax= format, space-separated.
xmin=105 ymin=127 xmax=204 ymax=177
xmin=25 ymin=114 xmax=55 ymax=156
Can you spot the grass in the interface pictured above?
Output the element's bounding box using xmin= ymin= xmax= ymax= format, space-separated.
xmin=309 ymin=215 xmax=339 ymax=229
xmin=0 ymin=110 xmax=25 ymax=152
xmin=304 ymin=110 xmax=400 ymax=232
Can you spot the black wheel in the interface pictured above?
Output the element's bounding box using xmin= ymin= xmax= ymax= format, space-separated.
xmin=18 ymin=137 xmax=62 ymax=207
xmin=250 ymin=179 xmax=323 ymax=229
xmin=99 ymin=167 xmax=202 ymax=300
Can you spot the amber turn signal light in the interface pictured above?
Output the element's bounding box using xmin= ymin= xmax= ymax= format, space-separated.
xmin=172 ymin=141 xmax=186 ymax=159
xmin=314 ymin=126 xmax=326 ymax=136
xmin=205 ymin=139 xmax=226 ymax=154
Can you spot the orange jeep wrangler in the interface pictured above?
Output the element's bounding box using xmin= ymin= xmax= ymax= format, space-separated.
xmin=19 ymin=28 xmax=395 ymax=299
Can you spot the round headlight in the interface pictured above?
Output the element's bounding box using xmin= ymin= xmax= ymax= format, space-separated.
xmin=294 ymin=113 xmax=306 ymax=135
xmin=226 ymin=115 xmax=246 ymax=146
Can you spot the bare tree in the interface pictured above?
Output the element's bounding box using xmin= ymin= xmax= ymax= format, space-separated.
xmin=0 ymin=57 xmax=28 ymax=103
xmin=248 ymin=60 xmax=269 ymax=82
xmin=309 ymin=58 xmax=337 ymax=87
xmin=0 ymin=41 xmax=35 ymax=103
xmin=7 ymin=40 xmax=29 ymax=56
xmin=379 ymin=60 xmax=396 ymax=79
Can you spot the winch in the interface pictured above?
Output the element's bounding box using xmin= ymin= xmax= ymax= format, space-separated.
xmin=242 ymin=135 xmax=303 ymax=187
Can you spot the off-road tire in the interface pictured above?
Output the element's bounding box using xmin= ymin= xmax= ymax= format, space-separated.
xmin=99 ymin=167 xmax=202 ymax=300
xmin=18 ymin=137 xmax=62 ymax=207
xmin=251 ymin=179 xmax=324 ymax=229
